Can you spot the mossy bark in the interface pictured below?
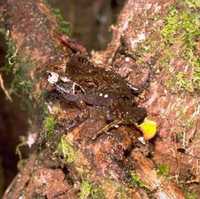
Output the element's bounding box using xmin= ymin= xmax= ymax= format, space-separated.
xmin=1 ymin=0 xmax=200 ymax=198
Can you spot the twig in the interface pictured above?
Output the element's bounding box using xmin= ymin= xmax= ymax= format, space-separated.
xmin=92 ymin=119 xmax=123 ymax=140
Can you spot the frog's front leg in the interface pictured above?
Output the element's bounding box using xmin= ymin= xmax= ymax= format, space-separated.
xmin=122 ymin=106 xmax=147 ymax=125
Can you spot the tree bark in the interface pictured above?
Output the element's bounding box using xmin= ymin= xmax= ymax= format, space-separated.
xmin=1 ymin=0 xmax=200 ymax=198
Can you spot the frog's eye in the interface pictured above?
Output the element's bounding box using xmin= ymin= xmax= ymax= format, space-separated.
xmin=47 ymin=71 xmax=59 ymax=84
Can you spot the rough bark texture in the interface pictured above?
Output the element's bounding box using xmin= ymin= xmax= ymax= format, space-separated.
xmin=1 ymin=0 xmax=200 ymax=198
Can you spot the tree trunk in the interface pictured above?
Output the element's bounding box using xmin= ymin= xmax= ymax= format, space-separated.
xmin=1 ymin=0 xmax=200 ymax=198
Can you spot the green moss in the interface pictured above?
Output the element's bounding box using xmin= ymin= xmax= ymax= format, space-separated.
xmin=43 ymin=0 xmax=71 ymax=34
xmin=79 ymin=181 xmax=92 ymax=199
xmin=1 ymin=30 xmax=34 ymax=95
xmin=52 ymin=8 xmax=71 ymax=35
xmin=116 ymin=186 xmax=129 ymax=199
xmin=156 ymin=164 xmax=170 ymax=177
xmin=161 ymin=7 xmax=179 ymax=45
xmin=57 ymin=135 xmax=76 ymax=163
xmin=91 ymin=187 xmax=105 ymax=199
xmin=79 ymin=180 xmax=105 ymax=199
xmin=4 ymin=41 xmax=35 ymax=97
xmin=130 ymin=172 xmax=146 ymax=189
xmin=10 ymin=60 xmax=34 ymax=95
xmin=43 ymin=115 xmax=56 ymax=138
xmin=161 ymin=6 xmax=200 ymax=47
xmin=3 ymin=35 xmax=17 ymax=73
xmin=184 ymin=0 xmax=200 ymax=8
xmin=1 ymin=31 xmax=36 ymax=114
xmin=167 ymin=72 xmax=193 ymax=92
xmin=185 ymin=191 xmax=198 ymax=199
xmin=192 ymin=57 xmax=200 ymax=88
xmin=43 ymin=0 xmax=71 ymax=35
xmin=161 ymin=2 xmax=200 ymax=93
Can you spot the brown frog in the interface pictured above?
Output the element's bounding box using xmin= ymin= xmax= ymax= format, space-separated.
xmin=48 ymin=54 xmax=147 ymax=125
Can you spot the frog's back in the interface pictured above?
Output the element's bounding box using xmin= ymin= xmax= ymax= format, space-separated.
xmin=65 ymin=55 xmax=136 ymax=96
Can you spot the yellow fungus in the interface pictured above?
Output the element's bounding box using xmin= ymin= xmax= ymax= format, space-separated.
xmin=138 ymin=118 xmax=157 ymax=140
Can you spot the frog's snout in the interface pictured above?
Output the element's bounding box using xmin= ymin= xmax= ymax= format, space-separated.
xmin=47 ymin=71 xmax=59 ymax=85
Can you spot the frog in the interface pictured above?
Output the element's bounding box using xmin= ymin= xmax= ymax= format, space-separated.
xmin=47 ymin=54 xmax=147 ymax=125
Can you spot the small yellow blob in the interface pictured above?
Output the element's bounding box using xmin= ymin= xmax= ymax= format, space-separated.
xmin=138 ymin=118 xmax=157 ymax=140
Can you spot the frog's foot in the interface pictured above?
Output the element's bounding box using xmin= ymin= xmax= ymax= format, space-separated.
xmin=92 ymin=119 xmax=123 ymax=140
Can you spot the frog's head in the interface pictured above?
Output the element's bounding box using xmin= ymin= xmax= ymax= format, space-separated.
xmin=47 ymin=71 xmax=59 ymax=85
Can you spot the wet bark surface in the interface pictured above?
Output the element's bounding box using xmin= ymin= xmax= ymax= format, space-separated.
xmin=0 ymin=0 xmax=200 ymax=198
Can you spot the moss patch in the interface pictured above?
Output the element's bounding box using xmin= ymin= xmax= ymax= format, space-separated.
xmin=161 ymin=2 xmax=200 ymax=93
xmin=185 ymin=191 xmax=198 ymax=199
xmin=156 ymin=164 xmax=170 ymax=177
xmin=1 ymin=32 xmax=36 ymax=113
xmin=79 ymin=180 xmax=92 ymax=199
xmin=135 ymin=0 xmax=200 ymax=94
xmin=130 ymin=172 xmax=146 ymax=189
xmin=79 ymin=180 xmax=105 ymax=199
xmin=183 ymin=0 xmax=200 ymax=8
xmin=52 ymin=8 xmax=71 ymax=35
xmin=43 ymin=115 xmax=56 ymax=138
xmin=3 ymin=33 xmax=34 ymax=95
xmin=161 ymin=6 xmax=200 ymax=47
xmin=57 ymin=135 xmax=77 ymax=164
xmin=44 ymin=0 xmax=71 ymax=35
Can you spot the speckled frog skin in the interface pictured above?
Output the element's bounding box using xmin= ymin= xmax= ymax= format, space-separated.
xmin=49 ymin=54 xmax=147 ymax=124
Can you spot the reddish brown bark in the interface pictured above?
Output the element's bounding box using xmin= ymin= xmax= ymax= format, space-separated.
xmin=1 ymin=0 xmax=200 ymax=198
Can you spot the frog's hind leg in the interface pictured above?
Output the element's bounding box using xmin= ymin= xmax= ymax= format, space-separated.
xmin=92 ymin=119 xmax=123 ymax=140
xmin=127 ymin=107 xmax=147 ymax=124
